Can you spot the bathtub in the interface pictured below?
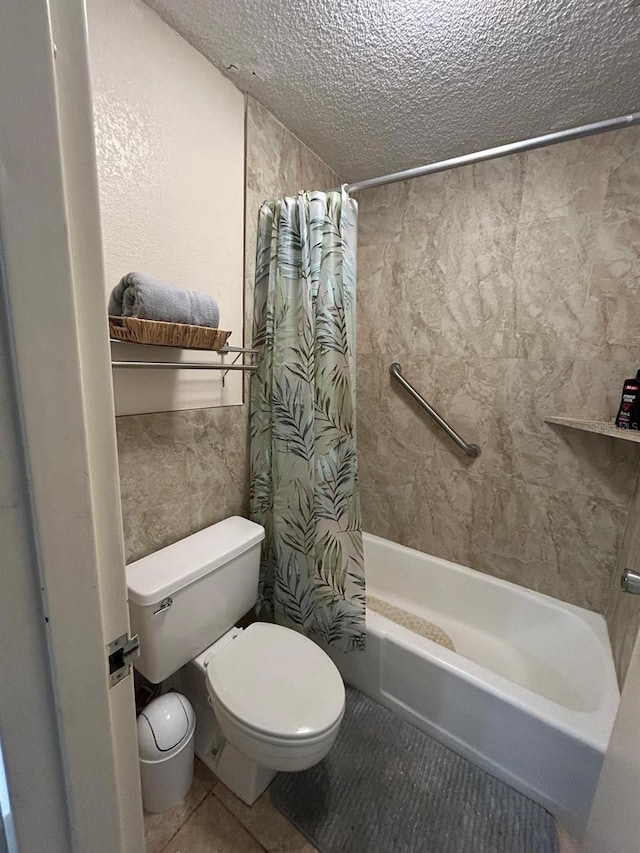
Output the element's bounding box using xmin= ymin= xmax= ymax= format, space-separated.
xmin=327 ymin=533 xmax=620 ymax=838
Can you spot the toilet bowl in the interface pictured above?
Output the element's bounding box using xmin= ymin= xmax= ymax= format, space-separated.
xmin=127 ymin=517 xmax=346 ymax=805
xmin=211 ymin=698 xmax=343 ymax=771
xmin=182 ymin=621 xmax=345 ymax=801
xmin=205 ymin=622 xmax=344 ymax=768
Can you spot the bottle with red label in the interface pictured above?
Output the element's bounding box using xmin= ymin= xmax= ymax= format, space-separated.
xmin=615 ymin=370 xmax=640 ymax=430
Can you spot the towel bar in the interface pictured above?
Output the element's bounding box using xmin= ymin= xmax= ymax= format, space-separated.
xmin=109 ymin=339 xmax=258 ymax=371
xmin=111 ymin=361 xmax=256 ymax=371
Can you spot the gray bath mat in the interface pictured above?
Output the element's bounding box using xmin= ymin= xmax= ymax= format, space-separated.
xmin=271 ymin=687 xmax=558 ymax=853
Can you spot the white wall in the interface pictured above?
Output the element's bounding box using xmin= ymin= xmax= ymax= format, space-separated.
xmin=87 ymin=0 xmax=245 ymax=414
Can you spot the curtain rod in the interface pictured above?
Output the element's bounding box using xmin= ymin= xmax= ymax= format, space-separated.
xmin=344 ymin=112 xmax=640 ymax=194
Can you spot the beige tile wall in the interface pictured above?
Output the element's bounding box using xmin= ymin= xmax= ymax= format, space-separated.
xmin=356 ymin=128 xmax=640 ymax=681
xmin=606 ymin=469 xmax=640 ymax=681
xmin=116 ymin=97 xmax=339 ymax=563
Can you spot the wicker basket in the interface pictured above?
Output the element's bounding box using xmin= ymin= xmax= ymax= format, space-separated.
xmin=109 ymin=316 xmax=231 ymax=350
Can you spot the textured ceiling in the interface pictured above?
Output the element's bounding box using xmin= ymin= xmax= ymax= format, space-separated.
xmin=144 ymin=0 xmax=640 ymax=181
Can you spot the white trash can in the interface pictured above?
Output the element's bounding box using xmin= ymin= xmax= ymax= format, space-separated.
xmin=137 ymin=693 xmax=196 ymax=814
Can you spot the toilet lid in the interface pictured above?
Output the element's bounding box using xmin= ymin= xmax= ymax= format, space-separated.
xmin=206 ymin=622 xmax=345 ymax=739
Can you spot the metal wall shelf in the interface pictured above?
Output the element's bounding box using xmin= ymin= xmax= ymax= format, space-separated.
xmin=109 ymin=339 xmax=258 ymax=372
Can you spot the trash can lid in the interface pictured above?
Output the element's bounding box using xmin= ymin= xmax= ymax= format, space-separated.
xmin=137 ymin=693 xmax=195 ymax=760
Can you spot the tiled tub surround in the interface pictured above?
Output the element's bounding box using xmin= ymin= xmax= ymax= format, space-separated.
xmin=116 ymin=98 xmax=340 ymax=562
xmin=604 ymin=467 xmax=640 ymax=685
xmin=356 ymin=128 xmax=640 ymax=683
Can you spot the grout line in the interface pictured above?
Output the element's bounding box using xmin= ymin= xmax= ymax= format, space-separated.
xmin=211 ymin=791 xmax=270 ymax=853
xmin=154 ymin=791 xmax=213 ymax=853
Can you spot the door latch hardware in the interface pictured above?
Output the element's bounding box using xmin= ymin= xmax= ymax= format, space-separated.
xmin=107 ymin=632 xmax=140 ymax=687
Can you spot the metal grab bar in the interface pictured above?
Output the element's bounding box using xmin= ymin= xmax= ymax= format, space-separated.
xmin=389 ymin=363 xmax=481 ymax=458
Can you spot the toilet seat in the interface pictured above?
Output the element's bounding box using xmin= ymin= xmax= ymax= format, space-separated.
xmin=205 ymin=622 xmax=345 ymax=741
xmin=213 ymin=696 xmax=343 ymax=747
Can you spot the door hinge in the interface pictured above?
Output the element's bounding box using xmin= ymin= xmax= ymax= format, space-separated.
xmin=107 ymin=632 xmax=140 ymax=687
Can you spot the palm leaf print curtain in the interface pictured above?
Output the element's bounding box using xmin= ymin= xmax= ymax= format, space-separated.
xmin=250 ymin=187 xmax=365 ymax=652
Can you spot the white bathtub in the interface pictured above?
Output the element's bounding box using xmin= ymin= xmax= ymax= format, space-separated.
xmin=327 ymin=533 xmax=620 ymax=838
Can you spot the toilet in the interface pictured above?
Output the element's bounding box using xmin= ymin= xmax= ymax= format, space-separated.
xmin=126 ymin=516 xmax=345 ymax=805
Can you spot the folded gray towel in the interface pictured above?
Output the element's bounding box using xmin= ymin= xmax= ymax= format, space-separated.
xmin=109 ymin=272 xmax=220 ymax=328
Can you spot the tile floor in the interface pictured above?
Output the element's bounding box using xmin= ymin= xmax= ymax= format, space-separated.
xmin=144 ymin=760 xmax=315 ymax=853
xmin=145 ymin=759 xmax=582 ymax=853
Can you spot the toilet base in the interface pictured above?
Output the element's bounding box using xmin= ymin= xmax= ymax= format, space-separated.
xmin=198 ymin=739 xmax=276 ymax=806
xmin=170 ymin=631 xmax=342 ymax=807
xmin=170 ymin=658 xmax=277 ymax=805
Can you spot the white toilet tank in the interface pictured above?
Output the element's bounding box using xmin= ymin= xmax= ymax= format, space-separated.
xmin=126 ymin=516 xmax=265 ymax=684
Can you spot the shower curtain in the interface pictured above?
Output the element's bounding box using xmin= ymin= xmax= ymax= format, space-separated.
xmin=249 ymin=187 xmax=365 ymax=652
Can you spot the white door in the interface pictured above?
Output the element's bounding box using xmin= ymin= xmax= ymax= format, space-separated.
xmin=0 ymin=0 xmax=144 ymax=851
xmin=583 ymin=628 xmax=640 ymax=853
